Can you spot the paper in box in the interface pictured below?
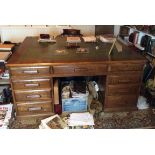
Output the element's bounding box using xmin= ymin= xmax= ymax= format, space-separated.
xmin=62 ymin=93 xmax=88 ymax=113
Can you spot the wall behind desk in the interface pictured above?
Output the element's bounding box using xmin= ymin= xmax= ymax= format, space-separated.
xmin=0 ymin=25 xmax=120 ymax=43
xmin=0 ymin=25 xmax=95 ymax=43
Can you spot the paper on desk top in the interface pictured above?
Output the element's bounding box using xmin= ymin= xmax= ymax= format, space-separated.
xmin=67 ymin=37 xmax=81 ymax=43
xmin=82 ymin=36 xmax=96 ymax=42
xmin=0 ymin=44 xmax=14 ymax=50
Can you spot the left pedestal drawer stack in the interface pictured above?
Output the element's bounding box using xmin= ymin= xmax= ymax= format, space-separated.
xmin=8 ymin=66 xmax=54 ymax=119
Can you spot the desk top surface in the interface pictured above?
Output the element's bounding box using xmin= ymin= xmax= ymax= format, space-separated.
xmin=7 ymin=36 xmax=146 ymax=66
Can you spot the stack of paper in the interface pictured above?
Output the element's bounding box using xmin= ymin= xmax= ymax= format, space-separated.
xmin=67 ymin=37 xmax=81 ymax=43
xmin=38 ymin=38 xmax=56 ymax=43
xmin=82 ymin=36 xmax=96 ymax=42
xmin=68 ymin=112 xmax=94 ymax=126
xmin=0 ymin=44 xmax=14 ymax=50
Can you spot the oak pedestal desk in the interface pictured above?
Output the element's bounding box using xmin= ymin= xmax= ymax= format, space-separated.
xmin=7 ymin=37 xmax=146 ymax=119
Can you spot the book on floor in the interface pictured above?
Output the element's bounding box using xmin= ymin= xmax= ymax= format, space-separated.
xmin=39 ymin=114 xmax=67 ymax=129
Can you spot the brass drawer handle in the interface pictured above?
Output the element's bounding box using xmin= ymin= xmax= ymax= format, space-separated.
xmin=23 ymin=70 xmax=38 ymax=74
xmin=24 ymin=83 xmax=39 ymax=87
xmin=28 ymin=107 xmax=42 ymax=111
xmin=26 ymin=94 xmax=41 ymax=98
xmin=74 ymin=68 xmax=88 ymax=72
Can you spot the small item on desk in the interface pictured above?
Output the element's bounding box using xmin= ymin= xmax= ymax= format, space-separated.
xmin=66 ymin=37 xmax=81 ymax=43
xmin=55 ymin=49 xmax=68 ymax=55
xmin=95 ymin=46 xmax=99 ymax=50
xmin=38 ymin=34 xmax=56 ymax=43
xmin=62 ymin=29 xmax=81 ymax=36
xmin=3 ymin=41 xmax=12 ymax=44
xmin=0 ymin=44 xmax=14 ymax=50
xmin=82 ymin=36 xmax=96 ymax=42
xmin=76 ymin=48 xmax=89 ymax=53
xmin=66 ymin=37 xmax=81 ymax=48
xmin=40 ymin=34 xmax=50 ymax=39
xmin=66 ymin=43 xmax=80 ymax=48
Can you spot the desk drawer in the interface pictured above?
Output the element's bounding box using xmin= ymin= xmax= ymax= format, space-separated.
xmin=109 ymin=63 xmax=144 ymax=72
xmin=17 ymin=101 xmax=53 ymax=115
xmin=53 ymin=64 xmax=107 ymax=75
xmin=12 ymin=78 xmax=51 ymax=90
xmin=108 ymin=74 xmax=142 ymax=85
xmin=9 ymin=66 xmax=51 ymax=76
xmin=14 ymin=89 xmax=52 ymax=102
xmin=105 ymin=95 xmax=138 ymax=108
xmin=108 ymin=84 xmax=140 ymax=95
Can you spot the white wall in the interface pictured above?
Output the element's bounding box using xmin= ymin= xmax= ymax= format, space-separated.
xmin=0 ymin=25 xmax=95 ymax=43
xmin=0 ymin=25 xmax=119 ymax=43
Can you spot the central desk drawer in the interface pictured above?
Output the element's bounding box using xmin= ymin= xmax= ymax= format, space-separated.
xmin=53 ymin=64 xmax=107 ymax=75
xmin=9 ymin=66 xmax=51 ymax=76
xmin=17 ymin=101 xmax=53 ymax=115
xmin=14 ymin=89 xmax=52 ymax=102
xmin=109 ymin=63 xmax=144 ymax=72
xmin=12 ymin=78 xmax=51 ymax=90
xmin=108 ymin=74 xmax=142 ymax=85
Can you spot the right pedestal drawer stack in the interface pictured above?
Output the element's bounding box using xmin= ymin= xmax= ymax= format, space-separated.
xmin=104 ymin=62 xmax=144 ymax=111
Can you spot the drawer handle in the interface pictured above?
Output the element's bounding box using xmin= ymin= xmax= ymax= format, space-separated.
xmin=26 ymin=94 xmax=41 ymax=98
xmin=118 ymin=79 xmax=131 ymax=83
xmin=23 ymin=70 xmax=38 ymax=74
xmin=28 ymin=107 xmax=42 ymax=111
xmin=74 ymin=68 xmax=88 ymax=72
xmin=24 ymin=83 xmax=39 ymax=87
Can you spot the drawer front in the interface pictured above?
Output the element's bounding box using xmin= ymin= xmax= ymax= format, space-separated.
xmin=109 ymin=63 xmax=144 ymax=72
xmin=14 ymin=89 xmax=52 ymax=102
xmin=9 ymin=66 xmax=51 ymax=76
xmin=53 ymin=65 xmax=74 ymax=74
xmin=17 ymin=101 xmax=53 ymax=115
xmin=105 ymin=95 xmax=138 ymax=108
xmin=53 ymin=64 xmax=107 ymax=75
xmin=108 ymin=84 xmax=140 ymax=95
xmin=108 ymin=74 xmax=142 ymax=85
xmin=12 ymin=78 xmax=51 ymax=90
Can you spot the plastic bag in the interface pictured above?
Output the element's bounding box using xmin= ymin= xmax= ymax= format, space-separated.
xmin=137 ymin=96 xmax=149 ymax=110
